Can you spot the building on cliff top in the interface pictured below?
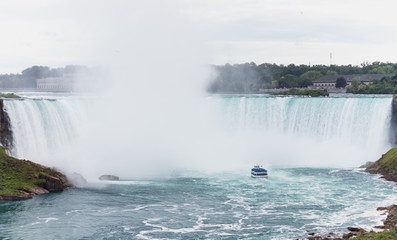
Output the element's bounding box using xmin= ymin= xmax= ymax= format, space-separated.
xmin=36 ymin=74 xmax=76 ymax=92
xmin=313 ymin=74 xmax=394 ymax=88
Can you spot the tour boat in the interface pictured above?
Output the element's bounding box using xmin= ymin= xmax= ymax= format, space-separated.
xmin=251 ymin=165 xmax=268 ymax=178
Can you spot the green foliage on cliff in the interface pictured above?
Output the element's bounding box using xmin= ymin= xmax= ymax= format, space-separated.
xmin=0 ymin=147 xmax=66 ymax=196
xmin=354 ymin=229 xmax=397 ymax=239
xmin=273 ymin=89 xmax=329 ymax=97
xmin=367 ymin=148 xmax=397 ymax=174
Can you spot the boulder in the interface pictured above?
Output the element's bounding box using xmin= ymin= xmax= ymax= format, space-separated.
xmin=38 ymin=173 xmax=65 ymax=192
xmin=99 ymin=175 xmax=120 ymax=181
xmin=379 ymin=205 xmax=397 ymax=229
xmin=359 ymin=161 xmax=374 ymax=168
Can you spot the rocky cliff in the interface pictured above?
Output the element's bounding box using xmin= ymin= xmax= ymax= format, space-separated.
xmin=391 ymin=96 xmax=397 ymax=145
xmin=0 ymin=99 xmax=13 ymax=150
xmin=0 ymin=147 xmax=71 ymax=200
xmin=366 ymin=147 xmax=397 ymax=182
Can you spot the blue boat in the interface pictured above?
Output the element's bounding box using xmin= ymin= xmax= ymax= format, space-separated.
xmin=251 ymin=165 xmax=268 ymax=178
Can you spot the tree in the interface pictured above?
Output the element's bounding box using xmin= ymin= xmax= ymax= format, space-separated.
xmin=335 ymin=77 xmax=347 ymax=88
xmin=369 ymin=65 xmax=395 ymax=74
xmin=21 ymin=65 xmax=50 ymax=88
xmin=326 ymin=70 xmax=338 ymax=76
xmin=277 ymin=74 xmax=299 ymax=88
xmin=347 ymin=78 xmax=359 ymax=93
xmin=350 ymin=78 xmax=359 ymax=90
xmin=299 ymin=71 xmax=322 ymax=87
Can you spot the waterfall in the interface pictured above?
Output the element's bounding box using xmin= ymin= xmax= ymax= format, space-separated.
xmin=2 ymin=95 xmax=394 ymax=174
xmin=3 ymin=97 xmax=90 ymax=163
xmin=216 ymin=96 xmax=393 ymax=151
xmin=202 ymin=95 xmax=394 ymax=169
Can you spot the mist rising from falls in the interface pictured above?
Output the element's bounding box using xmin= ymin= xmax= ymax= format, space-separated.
xmin=3 ymin=95 xmax=393 ymax=179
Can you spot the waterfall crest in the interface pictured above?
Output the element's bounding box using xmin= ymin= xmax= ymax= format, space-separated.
xmin=4 ymin=98 xmax=89 ymax=163
xmin=2 ymin=95 xmax=394 ymax=175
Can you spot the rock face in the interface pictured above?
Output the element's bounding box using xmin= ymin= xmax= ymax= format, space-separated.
xmin=376 ymin=205 xmax=397 ymax=229
xmin=99 ymin=175 xmax=119 ymax=181
xmin=0 ymin=187 xmax=50 ymax=201
xmin=391 ymin=96 xmax=397 ymax=145
xmin=38 ymin=173 xmax=66 ymax=192
xmin=0 ymin=99 xmax=13 ymax=150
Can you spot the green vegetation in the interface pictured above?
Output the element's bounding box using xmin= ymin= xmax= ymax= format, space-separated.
xmin=354 ymin=230 xmax=397 ymax=239
xmin=0 ymin=93 xmax=20 ymax=99
xmin=335 ymin=77 xmax=347 ymax=88
xmin=347 ymin=74 xmax=397 ymax=94
xmin=273 ymin=89 xmax=329 ymax=97
xmin=0 ymin=147 xmax=65 ymax=195
xmin=208 ymin=61 xmax=397 ymax=93
xmin=367 ymin=148 xmax=397 ymax=174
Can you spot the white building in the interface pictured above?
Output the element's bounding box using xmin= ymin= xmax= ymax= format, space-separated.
xmin=36 ymin=76 xmax=75 ymax=92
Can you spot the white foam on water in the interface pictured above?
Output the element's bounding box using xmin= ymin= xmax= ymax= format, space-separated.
xmin=37 ymin=217 xmax=59 ymax=223
xmin=65 ymin=210 xmax=82 ymax=216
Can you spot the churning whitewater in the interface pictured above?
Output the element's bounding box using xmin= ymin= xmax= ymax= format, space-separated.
xmin=0 ymin=94 xmax=396 ymax=239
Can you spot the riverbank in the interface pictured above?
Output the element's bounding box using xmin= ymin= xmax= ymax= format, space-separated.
xmin=306 ymin=148 xmax=397 ymax=239
xmin=307 ymin=205 xmax=397 ymax=239
xmin=0 ymin=147 xmax=71 ymax=200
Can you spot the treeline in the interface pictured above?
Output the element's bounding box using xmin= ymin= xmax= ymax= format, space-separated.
xmin=208 ymin=61 xmax=397 ymax=93
xmin=347 ymin=74 xmax=397 ymax=94
xmin=0 ymin=65 xmax=89 ymax=88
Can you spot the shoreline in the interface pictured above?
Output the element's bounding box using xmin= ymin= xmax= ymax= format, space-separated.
xmin=305 ymin=165 xmax=397 ymax=239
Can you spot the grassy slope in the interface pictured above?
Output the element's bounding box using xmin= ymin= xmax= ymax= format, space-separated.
xmin=354 ymin=230 xmax=397 ymax=240
xmin=367 ymin=148 xmax=397 ymax=176
xmin=0 ymin=147 xmax=66 ymax=195
xmin=373 ymin=147 xmax=397 ymax=171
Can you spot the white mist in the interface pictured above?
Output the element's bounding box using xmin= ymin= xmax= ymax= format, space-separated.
xmin=2 ymin=1 xmax=394 ymax=181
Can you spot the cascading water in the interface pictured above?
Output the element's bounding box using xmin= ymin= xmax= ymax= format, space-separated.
xmin=3 ymin=96 xmax=90 ymax=165
xmin=2 ymin=95 xmax=394 ymax=172
xmin=216 ymin=96 xmax=392 ymax=152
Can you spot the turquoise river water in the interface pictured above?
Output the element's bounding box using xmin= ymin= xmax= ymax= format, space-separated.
xmin=0 ymin=168 xmax=396 ymax=239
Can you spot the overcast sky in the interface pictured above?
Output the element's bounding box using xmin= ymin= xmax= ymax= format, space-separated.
xmin=1 ymin=0 xmax=397 ymax=73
